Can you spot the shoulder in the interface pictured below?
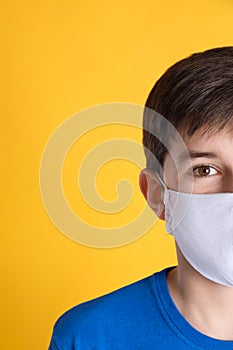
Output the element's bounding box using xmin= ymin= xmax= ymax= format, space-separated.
xmin=49 ymin=268 xmax=170 ymax=349
xmin=53 ymin=273 xmax=152 ymax=333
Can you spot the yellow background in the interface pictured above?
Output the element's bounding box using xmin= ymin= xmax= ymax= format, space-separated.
xmin=1 ymin=1 xmax=233 ymax=349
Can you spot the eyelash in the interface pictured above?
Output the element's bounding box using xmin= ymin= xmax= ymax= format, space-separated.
xmin=191 ymin=164 xmax=219 ymax=179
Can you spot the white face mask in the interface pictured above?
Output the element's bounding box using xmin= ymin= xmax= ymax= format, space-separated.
xmin=158 ymin=175 xmax=233 ymax=287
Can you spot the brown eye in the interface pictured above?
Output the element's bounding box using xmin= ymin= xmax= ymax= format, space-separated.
xmin=193 ymin=165 xmax=218 ymax=177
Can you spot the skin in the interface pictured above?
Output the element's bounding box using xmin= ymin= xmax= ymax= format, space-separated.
xmin=139 ymin=123 xmax=233 ymax=340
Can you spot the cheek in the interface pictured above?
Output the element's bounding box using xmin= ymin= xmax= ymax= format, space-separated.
xmin=163 ymin=155 xmax=179 ymax=190
xmin=163 ymin=154 xmax=193 ymax=192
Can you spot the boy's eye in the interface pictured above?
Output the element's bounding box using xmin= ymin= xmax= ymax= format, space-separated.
xmin=192 ymin=165 xmax=218 ymax=178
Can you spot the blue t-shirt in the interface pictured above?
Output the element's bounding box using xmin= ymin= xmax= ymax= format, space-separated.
xmin=48 ymin=266 xmax=233 ymax=349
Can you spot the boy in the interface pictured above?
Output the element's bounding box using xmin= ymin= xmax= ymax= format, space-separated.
xmin=48 ymin=47 xmax=233 ymax=349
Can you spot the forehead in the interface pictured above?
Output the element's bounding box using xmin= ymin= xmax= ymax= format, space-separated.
xmin=164 ymin=123 xmax=233 ymax=170
xmin=163 ymin=123 xmax=233 ymax=192
xmin=181 ymin=124 xmax=233 ymax=153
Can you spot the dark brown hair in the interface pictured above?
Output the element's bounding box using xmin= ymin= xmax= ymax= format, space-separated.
xmin=143 ymin=47 xmax=233 ymax=173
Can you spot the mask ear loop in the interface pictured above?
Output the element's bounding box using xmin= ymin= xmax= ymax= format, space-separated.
xmin=156 ymin=173 xmax=168 ymax=203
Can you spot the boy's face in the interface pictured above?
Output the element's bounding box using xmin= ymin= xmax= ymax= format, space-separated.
xmin=139 ymin=123 xmax=233 ymax=220
xmin=163 ymin=124 xmax=233 ymax=195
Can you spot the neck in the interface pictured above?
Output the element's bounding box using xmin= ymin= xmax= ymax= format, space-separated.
xmin=167 ymin=244 xmax=233 ymax=341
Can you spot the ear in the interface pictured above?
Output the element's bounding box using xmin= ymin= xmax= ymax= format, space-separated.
xmin=139 ymin=168 xmax=165 ymax=220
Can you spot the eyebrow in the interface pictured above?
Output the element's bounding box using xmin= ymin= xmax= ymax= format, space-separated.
xmin=178 ymin=150 xmax=219 ymax=163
